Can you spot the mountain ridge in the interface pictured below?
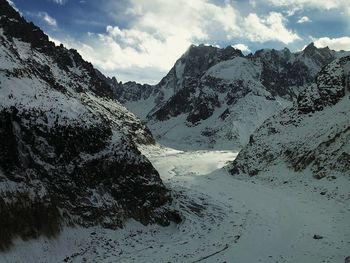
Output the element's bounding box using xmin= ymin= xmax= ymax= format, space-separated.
xmin=228 ymin=55 xmax=350 ymax=178
xmin=116 ymin=42 xmax=348 ymax=149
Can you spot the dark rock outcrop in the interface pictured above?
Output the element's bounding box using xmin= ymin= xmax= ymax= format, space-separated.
xmin=0 ymin=0 xmax=179 ymax=250
xmin=253 ymin=44 xmax=336 ymax=98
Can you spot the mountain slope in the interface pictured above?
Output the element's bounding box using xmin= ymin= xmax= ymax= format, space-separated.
xmin=0 ymin=0 xmax=179 ymax=250
xmin=229 ymin=55 xmax=350 ymax=178
xmin=116 ymin=43 xmax=341 ymax=150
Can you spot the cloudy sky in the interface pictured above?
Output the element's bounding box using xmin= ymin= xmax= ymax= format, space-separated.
xmin=9 ymin=0 xmax=350 ymax=84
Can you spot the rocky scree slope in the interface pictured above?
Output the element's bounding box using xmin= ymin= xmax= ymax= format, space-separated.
xmin=229 ymin=55 xmax=350 ymax=179
xmin=0 ymin=0 xmax=179 ymax=250
xmin=116 ymin=43 xmax=344 ymax=149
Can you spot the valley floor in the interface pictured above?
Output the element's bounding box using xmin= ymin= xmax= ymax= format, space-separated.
xmin=1 ymin=145 xmax=349 ymax=263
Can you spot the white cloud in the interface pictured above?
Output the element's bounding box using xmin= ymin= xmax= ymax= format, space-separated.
xmin=297 ymin=16 xmax=311 ymax=23
xmin=284 ymin=7 xmax=301 ymax=17
xmin=268 ymin=0 xmax=346 ymax=9
xmin=243 ymin=12 xmax=300 ymax=44
xmin=232 ymin=44 xmax=251 ymax=53
xmin=267 ymin=0 xmax=350 ymax=15
xmin=313 ymin=36 xmax=350 ymax=51
xmin=80 ymin=0 xmax=241 ymax=73
xmin=55 ymin=0 xmax=300 ymax=83
xmin=51 ymin=0 xmax=67 ymax=5
xmin=38 ymin=12 xmax=57 ymax=27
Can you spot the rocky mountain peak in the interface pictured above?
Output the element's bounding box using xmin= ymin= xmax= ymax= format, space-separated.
xmin=183 ymin=44 xmax=243 ymax=64
xmin=115 ymin=40 xmax=347 ymax=150
xmin=303 ymin=42 xmax=317 ymax=53
xmin=0 ymin=0 xmax=52 ymax=51
xmin=302 ymin=42 xmax=331 ymax=55
xmin=171 ymin=44 xmax=244 ymax=86
xmin=0 ymin=0 xmax=116 ymax=99
xmin=299 ymin=42 xmax=335 ymax=69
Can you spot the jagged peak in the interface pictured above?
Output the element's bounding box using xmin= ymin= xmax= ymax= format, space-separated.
xmin=253 ymin=48 xmax=272 ymax=57
xmin=182 ymin=43 xmax=243 ymax=58
xmin=0 ymin=0 xmax=20 ymax=18
xmin=282 ymin=47 xmax=291 ymax=53
xmin=302 ymin=42 xmax=332 ymax=56
xmin=252 ymin=47 xmax=292 ymax=61
xmin=303 ymin=42 xmax=316 ymax=51
xmin=187 ymin=43 xmax=219 ymax=56
xmin=0 ymin=0 xmax=54 ymax=51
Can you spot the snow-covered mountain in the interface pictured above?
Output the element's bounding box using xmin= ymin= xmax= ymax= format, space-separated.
xmin=116 ymin=43 xmax=344 ymax=149
xmin=0 ymin=0 xmax=179 ymax=250
xmin=229 ymin=55 xmax=350 ymax=178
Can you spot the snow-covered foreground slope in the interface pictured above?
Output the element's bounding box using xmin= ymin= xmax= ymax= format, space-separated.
xmin=2 ymin=145 xmax=349 ymax=262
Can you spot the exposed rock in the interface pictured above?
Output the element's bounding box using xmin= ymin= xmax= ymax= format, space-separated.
xmin=0 ymin=0 xmax=179 ymax=250
xmin=115 ymin=42 xmax=344 ymax=150
xmin=229 ymin=56 xmax=350 ymax=179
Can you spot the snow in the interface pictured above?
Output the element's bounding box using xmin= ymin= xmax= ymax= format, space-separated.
xmin=233 ymin=77 xmax=350 ymax=178
xmin=2 ymin=145 xmax=349 ymax=262
xmin=124 ymin=96 xmax=156 ymax=120
xmin=13 ymin=39 xmax=31 ymax=60
xmin=205 ymin=57 xmax=261 ymax=82
xmin=0 ymin=75 xmax=95 ymax=127
xmin=175 ymin=60 xmax=185 ymax=89
xmin=0 ymin=34 xmax=101 ymax=128
xmin=1 ymin=11 xmax=349 ymax=262
xmin=148 ymin=93 xmax=289 ymax=150
xmin=0 ymin=33 xmax=150 ymax=146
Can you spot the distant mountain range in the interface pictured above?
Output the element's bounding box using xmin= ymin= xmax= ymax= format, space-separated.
xmin=115 ymin=42 xmax=349 ymax=150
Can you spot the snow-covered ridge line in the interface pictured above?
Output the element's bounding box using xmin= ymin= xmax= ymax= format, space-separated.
xmin=115 ymin=42 xmax=348 ymax=150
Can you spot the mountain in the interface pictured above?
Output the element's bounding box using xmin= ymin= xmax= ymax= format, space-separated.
xmin=116 ymin=43 xmax=344 ymax=150
xmin=0 ymin=0 xmax=179 ymax=250
xmin=229 ymin=55 xmax=350 ymax=178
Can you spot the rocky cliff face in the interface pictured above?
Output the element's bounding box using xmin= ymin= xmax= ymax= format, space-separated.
xmin=116 ymin=43 xmax=342 ymax=149
xmin=0 ymin=0 xmax=179 ymax=250
xmin=229 ymin=56 xmax=350 ymax=178
xmin=116 ymin=45 xmax=243 ymax=120
xmin=251 ymin=43 xmax=336 ymax=98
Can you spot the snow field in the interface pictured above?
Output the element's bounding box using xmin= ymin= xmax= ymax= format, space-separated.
xmin=2 ymin=145 xmax=349 ymax=262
